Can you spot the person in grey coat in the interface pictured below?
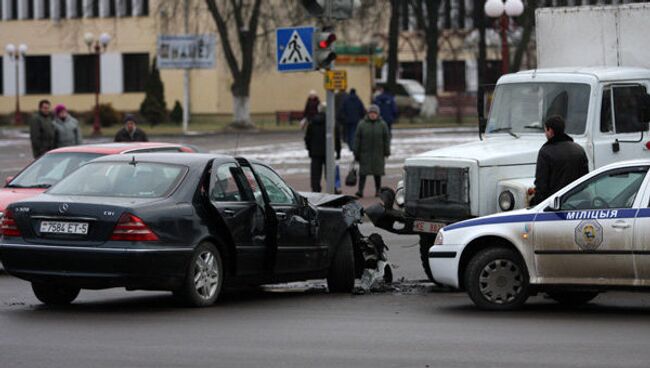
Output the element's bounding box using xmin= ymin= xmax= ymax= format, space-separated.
xmin=29 ymin=99 xmax=55 ymax=158
xmin=53 ymin=104 xmax=82 ymax=148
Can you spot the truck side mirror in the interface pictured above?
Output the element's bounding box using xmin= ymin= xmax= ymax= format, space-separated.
xmin=636 ymin=93 xmax=650 ymax=124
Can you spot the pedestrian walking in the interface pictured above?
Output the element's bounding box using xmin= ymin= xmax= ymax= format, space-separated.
xmin=373 ymin=86 xmax=398 ymax=133
xmin=114 ymin=115 xmax=149 ymax=142
xmin=53 ymin=104 xmax=82 ymax=148
xmin=353 ymin=104 xmax=390 ymax=198
xmin=304 ymin=103 xmax=341 ymax=193
xmin=335 ymin=89 xmax=348 ymax=142
xmin=29 ymin=100 xmax=56 ymax=159
xmin=530 ymin=115 xmax=589 ymax=205
xmin=341 ymin=88 xmax=366 ymax=148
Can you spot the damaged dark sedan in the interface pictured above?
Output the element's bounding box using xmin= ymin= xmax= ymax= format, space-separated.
xmin=0 ymin=153 xmax=365 ymax=307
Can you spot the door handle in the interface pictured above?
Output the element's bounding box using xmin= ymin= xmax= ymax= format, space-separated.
xmin=276 ymin=211 xmax=287 ymax=220
xmin=611 ymin=221 xmax=631 ymax=229
xmin=223 ymin=209 xmax=235 ymax=216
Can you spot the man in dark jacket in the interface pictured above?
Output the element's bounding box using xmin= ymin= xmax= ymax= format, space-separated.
xmin=372 ymin=86 xmax=398 ymax=133
xmin=530 ymin=115 xmax=589 ymax=205
xmin=303 ymin=90 xmax=320 ymax=122
xmin=29 ymin=100 xmax=55 ymax=158
xmin=304 ymin=104 xmax=341 ymax=192
xmin=340 ymin=88 xmax=366 ymax=148
xmin=115 ymin=115 xmax=149 ymax=142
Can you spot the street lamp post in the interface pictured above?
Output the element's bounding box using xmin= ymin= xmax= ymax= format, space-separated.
xmin=5 ymin=43 xmax=28 ymax=125
xmin=484 ymin=0 xmax=524 ymax=75
xmin=83 ymin=32 xmax=111 ymax=136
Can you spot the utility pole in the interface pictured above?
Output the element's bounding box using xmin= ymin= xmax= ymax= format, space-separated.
xmin=182 ymin=0 xmax=190 ymax=134
xmin=324 ymin=1 xmax=336 ymax=194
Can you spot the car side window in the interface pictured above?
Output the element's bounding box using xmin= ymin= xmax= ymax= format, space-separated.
xmin=210 ymin=164 xmax=243 ymax=202
xmin=241 ymin=166 xmax=265 ymax=207
xmin=252 ymin=164 xmax=297 ymax=205
xmin=561 ymin=167 xmax=649 ymax=210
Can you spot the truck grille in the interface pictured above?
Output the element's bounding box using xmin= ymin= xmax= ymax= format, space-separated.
xmin=420 ymin=179 xmax=448 ymax=199
xmin=404 ymin=166 xmax=470 ymax=220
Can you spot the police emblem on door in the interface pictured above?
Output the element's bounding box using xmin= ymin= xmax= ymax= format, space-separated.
xmin=575 ymin=220 xmax=603 ymax=251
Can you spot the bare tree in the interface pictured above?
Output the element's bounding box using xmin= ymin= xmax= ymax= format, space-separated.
xmin=410 ymin=0 xmax=443 ymax=117
xmin=510 ymin=0 xmax=538 ymax=72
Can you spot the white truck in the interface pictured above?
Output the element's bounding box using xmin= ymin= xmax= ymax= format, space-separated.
xmin=367 ymin=3 xmax=650 ymax=281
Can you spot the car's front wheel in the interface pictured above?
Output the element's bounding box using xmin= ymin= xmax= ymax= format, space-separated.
xmin=547 ymin=291 xmax=599 ymax=306
xmin=464 ymin=247 xmax=529 ymax=310
xmin=31 ymin=282 xmax=80 ymax=306
xmin=327 ymin=233 xmax=355 ymax=293
xmin=176 ymin=242 xmax=224 ymax=307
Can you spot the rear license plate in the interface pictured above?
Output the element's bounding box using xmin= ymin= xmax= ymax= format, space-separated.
xmin=40 ymin=221 xmax=89 ymax=235
xmin=413 ymin=220 xmax=445 ymax=234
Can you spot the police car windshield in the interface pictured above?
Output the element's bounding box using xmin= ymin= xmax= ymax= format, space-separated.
xmin=487 ymin=82 xmax=590 ymax=136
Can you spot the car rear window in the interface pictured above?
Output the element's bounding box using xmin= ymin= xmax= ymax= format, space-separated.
xmin=9 ymin=152 xmax=103 ymax=189
xmin=48 ymin=161 xmax=187 ymax=198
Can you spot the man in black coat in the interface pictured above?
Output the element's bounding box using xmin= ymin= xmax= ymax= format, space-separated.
xmin=530 ymin=115 xmax=589 ymax=206
xmin=304 ymin=105 xmax=341 ymax=192
xmin=115 ymin=115 xmax=149 ymax=142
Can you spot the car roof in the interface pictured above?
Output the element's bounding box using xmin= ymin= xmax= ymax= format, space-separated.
xmin=48 ymin=142 xmax=189 ymax=155
xmin=90 ymin=152 xmax=235 ymax=167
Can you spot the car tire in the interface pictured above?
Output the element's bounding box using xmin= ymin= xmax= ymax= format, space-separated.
xmin=420 ymin=235 xmax=435 ymax=282
xmin=547 ymin=291 xmax=599 ymax=306
xmin=176 ymin=242 xmax=224 ymax=307
xmin=31 ymin=282 xmax=80 ymax=306
xmin=327 ymin=233 xmax=355 ymax=293
xmin=464 ymin=247 xmax=529 ymax=311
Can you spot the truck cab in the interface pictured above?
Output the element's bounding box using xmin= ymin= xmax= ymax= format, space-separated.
xmin=367 ymin=67 xmax=650 ymax=281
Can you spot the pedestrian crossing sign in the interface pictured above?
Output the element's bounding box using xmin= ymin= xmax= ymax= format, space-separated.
xmin=276 ymin=26 xmax=315 ymax=73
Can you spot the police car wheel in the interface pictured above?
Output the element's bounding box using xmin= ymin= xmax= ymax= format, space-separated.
xmin=465 ymin=247 xmax=529 ymax=311
xmin=547 ymin=291 xmax=599 ymax=306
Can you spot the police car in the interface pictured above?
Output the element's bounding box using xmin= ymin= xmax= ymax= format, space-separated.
xmin=429 ymin=159 xmax=650 ymax=310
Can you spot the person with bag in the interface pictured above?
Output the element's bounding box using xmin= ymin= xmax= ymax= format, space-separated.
xmin=353 ymin=104 xmax=390 ymax=198
xmin=304 ymin=103 xmax=341 ymax=193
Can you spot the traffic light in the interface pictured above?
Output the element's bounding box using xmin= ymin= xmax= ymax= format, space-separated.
xmin=314 ymin=29 xmax=337 ymax=70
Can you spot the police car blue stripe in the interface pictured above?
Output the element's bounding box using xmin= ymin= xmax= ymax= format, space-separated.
xmin=444 ymin=208 xmax=641 ymax=232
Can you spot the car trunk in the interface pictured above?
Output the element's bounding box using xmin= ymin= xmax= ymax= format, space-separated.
xmin=12 ymin=195 xmax=159 ymax=246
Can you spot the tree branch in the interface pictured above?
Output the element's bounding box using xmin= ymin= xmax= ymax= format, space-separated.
xmin=205 ymin=0 xmax=241 ymax=80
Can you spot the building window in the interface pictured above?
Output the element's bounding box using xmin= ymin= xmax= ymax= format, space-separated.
xmin=92 ymin=0 xmax=99 ymax=17
xmin=25 ymin=56 xmax=52 ymax=95
xmin=11 ymin=0 xmax=18 ymax=19
xmin=484 ymin=60 xmax=502 ymax=86
xmin=60 ymin=0 xmax=67 ymax=18
xmin=142 ymin=0 xmax=148 ymax=16
xmin=44 ymin=0 xmax=51 ymax=18
xmin=109 ymin=0 xmax=116 ymax=16
xmin=126 ymin=0 xmax=132 ymax=16
xmin=0 ymin=57 xmax=3 ymax=95
xmin=443 ymin=60 xmax=466 ymax=92
xmin=76 ymin=0 xmax=83 ymax=18
xmin=27 ymin=0 xmax=34 ymax=19
xmin=123 ymin=53 xmax=150 ymax=92
xmin=399 ymin=61 xmax=424 ymax=84
xmin=74 ymin=54 xmax=98 ymax=94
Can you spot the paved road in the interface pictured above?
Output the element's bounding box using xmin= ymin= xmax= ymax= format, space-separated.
xmin=2 ymin=128 xmax=650 ymax=367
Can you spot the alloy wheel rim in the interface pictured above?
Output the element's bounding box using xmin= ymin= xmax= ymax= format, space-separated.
xmin=478 ymin=259 xmax=523 ymax=304
xmin=194 ymin=251 xmax=220 ymax=300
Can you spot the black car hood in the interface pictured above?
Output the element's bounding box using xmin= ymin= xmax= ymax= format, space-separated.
xmin=299 ymin=192 xmax=356 ymax=207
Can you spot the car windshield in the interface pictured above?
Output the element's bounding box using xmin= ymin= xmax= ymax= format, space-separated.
xmin=48 ymin=161 xmax=187 ymax=198
xmin=8 ymin=152 xmax=103 ymax=189
xmin=487 ymin=82 xmax=591 ymax=135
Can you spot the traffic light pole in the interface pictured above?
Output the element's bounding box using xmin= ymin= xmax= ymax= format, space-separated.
xmin=325 ymin=87 xmax=336 ymax=194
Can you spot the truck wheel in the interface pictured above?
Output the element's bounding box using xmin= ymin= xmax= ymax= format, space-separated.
xmin=32 ymin=282 xmax=80 ymax=306
xmin=420 ymin=236 xmax=435 ymax=282
xmin=176 ymin=242 xmax=224 ymax=307
xmin=327 ymin=233 xmax=355 ymax=293
xmin=464 ymin=247 xmax=529 ymax=311
xmin=547 ymin=291 xmax=599 ymax=306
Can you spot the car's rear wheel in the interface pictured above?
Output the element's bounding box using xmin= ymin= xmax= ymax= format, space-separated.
xmin=464 ymin=247 xmax=529 ymax=311
xmin=547 ymin=291 xmax=599 ymax=306
xmin=31 ymin=282 xmax=80 ymax=306
xmin=176 ymin=242 xmax=223 ymax=307
xmin=327 ymin=233 xmax=355 ymax=293
xmin=420 ymin=235 xmax=435 ymax=282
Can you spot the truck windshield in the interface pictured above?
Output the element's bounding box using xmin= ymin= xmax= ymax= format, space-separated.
xmin=487 ymin=83 xmax=590 ymax=135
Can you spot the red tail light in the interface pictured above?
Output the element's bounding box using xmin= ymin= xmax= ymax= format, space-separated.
xmin=1 ymin=209 xmax=21 ymax=237
xmin=110 ymin=213 xmax=159 ymax=241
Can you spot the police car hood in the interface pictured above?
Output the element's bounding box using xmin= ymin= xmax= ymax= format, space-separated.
xmin=408 ymin=135 xmax=551 ymax=167
xmin=444 ymin=207 xmax=534 ymax=232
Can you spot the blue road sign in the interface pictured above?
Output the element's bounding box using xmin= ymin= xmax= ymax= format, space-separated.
xmin=276 ymin=26 xmax=315 ymax=73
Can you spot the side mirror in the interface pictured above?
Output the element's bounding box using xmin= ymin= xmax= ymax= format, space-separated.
xmin=5 ymin=176 xmax=14 ymax=186
xmin=636 ymin=93 xmax=650 ymax=124
xmin=546 ymin=196 xmax=561 ymax=211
